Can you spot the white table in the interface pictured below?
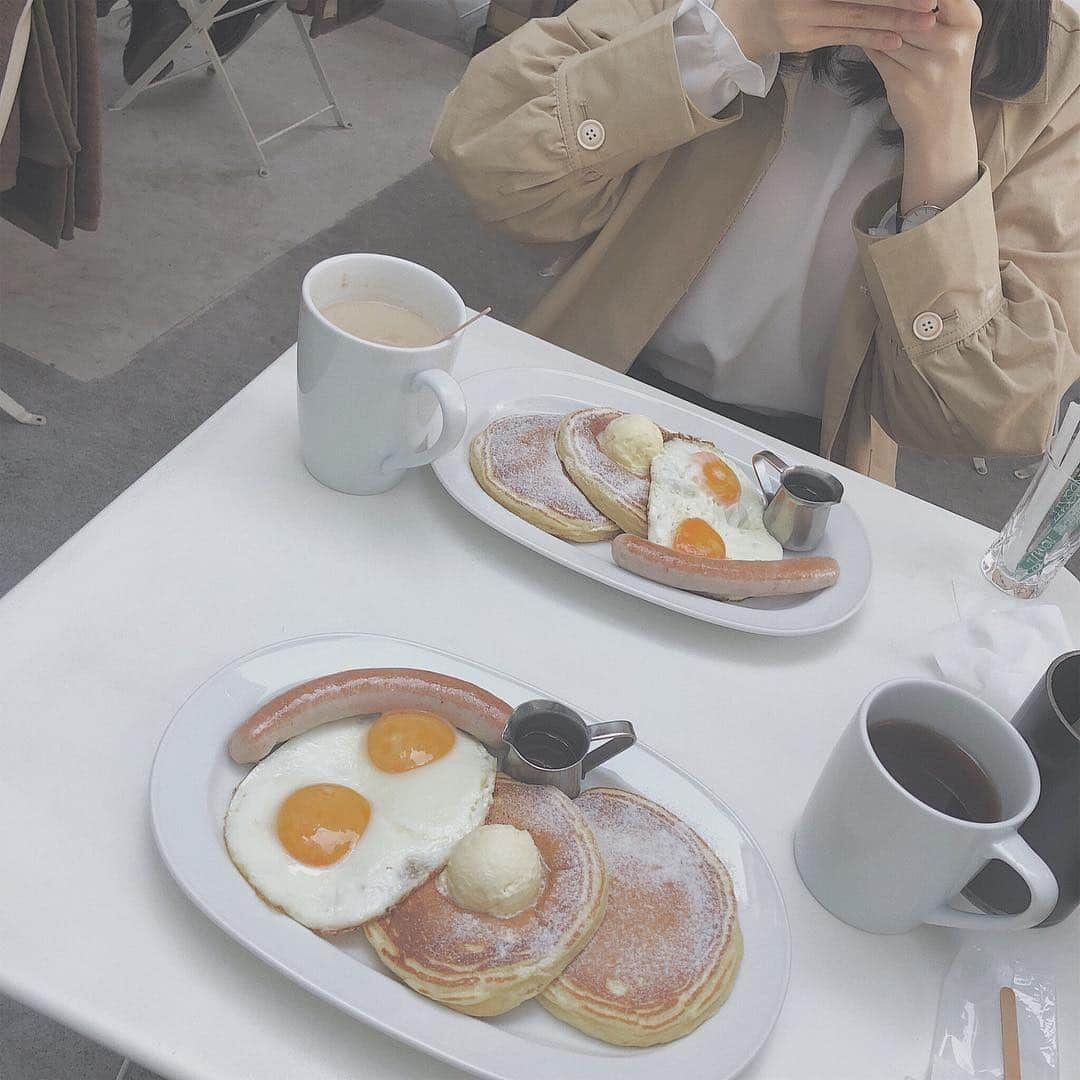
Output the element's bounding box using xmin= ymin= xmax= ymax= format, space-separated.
xmin=1 ymin=318 xmax=1077 ymax=1080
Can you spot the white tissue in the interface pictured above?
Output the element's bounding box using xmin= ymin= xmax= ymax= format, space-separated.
xmin=930 ymin=605 xmax=1073 ymax=720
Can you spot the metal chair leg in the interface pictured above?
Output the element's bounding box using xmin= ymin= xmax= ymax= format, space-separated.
xmin=197 ymin=26 xmax=272 ymax=174
xmin=290 ymin=12 xmax=350 ymax=128
xmin=0 ymin=388 xmax=46 ymax=425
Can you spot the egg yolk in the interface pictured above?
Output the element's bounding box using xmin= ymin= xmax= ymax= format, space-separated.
xmin=699 ymin=454 xmax=741 ymax=505
xmin=367 ymin=710 xmax=456 ymax=773
xmin=673 ymin=517 xmax=727 ymax=559
xmin=276 ymin=783 xmax=371 ymax=867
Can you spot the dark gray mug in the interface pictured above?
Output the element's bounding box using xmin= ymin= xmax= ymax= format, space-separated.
xmin=965 ymin=650 xmax=1080 ymax=926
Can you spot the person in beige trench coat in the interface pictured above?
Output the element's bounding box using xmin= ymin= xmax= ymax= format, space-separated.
xmin=432 ymin=0 xmax=1080 ymax=483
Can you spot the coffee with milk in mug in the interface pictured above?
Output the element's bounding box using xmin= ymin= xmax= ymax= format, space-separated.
xmin=318 ymin=298 xmax=442 ymax=348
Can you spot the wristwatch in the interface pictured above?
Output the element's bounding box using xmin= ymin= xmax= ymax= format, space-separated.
xmin=895 ymin=203 xmax=944 ymax=234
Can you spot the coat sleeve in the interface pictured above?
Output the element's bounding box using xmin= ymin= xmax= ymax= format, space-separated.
xmin=430 ymin=0 xmax=744 ymax=243
xmin=852 ymin=88 xmax=1080 ymax=458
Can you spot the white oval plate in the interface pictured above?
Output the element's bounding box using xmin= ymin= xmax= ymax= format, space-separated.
xmin=431 ymin=367 xmax=871 ymax=637
xmin=151 ymin=633 xmax=790 ymax=1080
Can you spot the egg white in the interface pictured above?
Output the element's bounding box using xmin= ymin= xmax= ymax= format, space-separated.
xmin=224 ymin=717 xmax=496 ymax=931
xmin=648 ymin=439 xmax=782 ymax=561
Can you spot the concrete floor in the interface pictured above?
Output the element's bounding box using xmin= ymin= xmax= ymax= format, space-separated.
xmin=0 ymin=3 xmax=1069 ymax=1076
xmin=0 ymin=0 xmax=468 ymax=379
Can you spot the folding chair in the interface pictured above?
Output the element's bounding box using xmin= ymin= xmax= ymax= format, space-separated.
xmin=107 ymin=0 xmax=351 ymax=176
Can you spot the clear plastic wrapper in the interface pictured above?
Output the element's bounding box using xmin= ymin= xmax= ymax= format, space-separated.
xmin=928 ymin=943 xmax=1058 ymax=1080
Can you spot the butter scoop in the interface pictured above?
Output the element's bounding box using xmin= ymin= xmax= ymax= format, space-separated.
xmin=439 ymin=824 xmax=544 ymax=918
xmin=597 ymin=414 xmax=664 ymax=477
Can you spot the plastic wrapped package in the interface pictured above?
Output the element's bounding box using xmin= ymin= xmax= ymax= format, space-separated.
xmin=929 ymin=943 xmax=1058 ymax=1080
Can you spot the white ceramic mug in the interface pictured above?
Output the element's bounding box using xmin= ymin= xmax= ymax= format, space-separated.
xmin=794 ymin=679 xmax=1058 ymax=934
xmin=297 ymin=254 xmax=468 ymax=495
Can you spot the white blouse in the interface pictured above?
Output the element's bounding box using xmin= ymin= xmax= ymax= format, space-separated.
xmin=646 ymin=0 xmax=899 ymax=417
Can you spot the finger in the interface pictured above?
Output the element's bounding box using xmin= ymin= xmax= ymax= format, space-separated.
xmin=864 ymin=46 xmax=910 ymax=78
xmin=831 ymin=0 xmax=937 ymax=10
xmin=892 ymin=23 xmax=970 ymax=50
xmin=807 ymin=26 xmax=904 ymax=50
xmin=869 ymin=41 xmax=924 ymax=70
xmin=934 ymin=0 xmax=981 ymax=26
xmin=820 ymin=2 xmax=936 ymax=33
xmin=890 ymin=27 xmax=939 ymax=48
xmin=864 ymin=45 xmax=903 ymax=66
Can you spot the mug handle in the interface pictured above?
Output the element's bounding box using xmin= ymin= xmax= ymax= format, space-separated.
xmin=926 ymin=832 xmax=1059 ymax=930
xmin=381 ymin=368 xmax=468 ymax=473
xmin=582 ymin=720 xmax=636 ymax=776
xmin=752 ymin=450 xmax=787 ymax=504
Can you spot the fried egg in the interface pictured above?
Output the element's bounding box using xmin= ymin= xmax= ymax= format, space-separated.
xmin=224 ymin=713 xmax=496 ymax=931
xmin=648 ymin=439 xmax=782 ymax=561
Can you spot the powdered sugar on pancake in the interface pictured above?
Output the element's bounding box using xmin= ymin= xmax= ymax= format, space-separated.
xmin=366 ymin=778 xmax=606 ymax=971
xmin=476 ymin=414 xmax=613 ymax=523
xmin=561 ymin=788 xmax=738 ymax=1005
xmin=558 ymin=409 xmax=651 ymax=516
xmin=555 ymin=409 xmax=712 ymax=538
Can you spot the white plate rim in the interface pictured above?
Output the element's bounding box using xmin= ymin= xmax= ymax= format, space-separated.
xmin=431 ymin=367 xmax=872 ymax=638
xmin=149 ymin=632 xmax=791 ymax=1080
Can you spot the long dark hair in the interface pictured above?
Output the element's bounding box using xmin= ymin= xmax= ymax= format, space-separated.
xmin=785 ymin=0 xmax=1050 ymax=109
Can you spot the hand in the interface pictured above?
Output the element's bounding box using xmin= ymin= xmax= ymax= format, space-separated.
xmin=865 ymin=0 xmax=981 ymax=135
xmin=866 ymin=0 xmax=982 ymax=212
xmin=712 ymin=0 xmax=939 ymax=64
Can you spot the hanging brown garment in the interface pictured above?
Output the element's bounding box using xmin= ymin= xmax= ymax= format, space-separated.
xmin=0 ymin=0 xmax=102 ymax=246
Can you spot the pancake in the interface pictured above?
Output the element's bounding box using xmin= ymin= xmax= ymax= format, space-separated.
xmin=556 ymin=409 xmax=703 ymax=537
xmin=539 ymin=788 xmax=742 ymax=1046
xmin=364 ymin=777 xmax=608 ymax=1017
xmin=470 ymin=414 xmax=620 ymax=543
xmin=555 ymin=408 xmax=650 ymax=536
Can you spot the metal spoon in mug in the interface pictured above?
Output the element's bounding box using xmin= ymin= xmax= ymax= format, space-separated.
xmin=433 ymin=306 xmax=492 ymax=346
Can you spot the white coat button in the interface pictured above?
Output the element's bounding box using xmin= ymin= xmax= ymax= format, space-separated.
xmin=912 ymin=311 xmax=944 ymax=341
xmin=576 ymin=120 xmax=605 ymax=150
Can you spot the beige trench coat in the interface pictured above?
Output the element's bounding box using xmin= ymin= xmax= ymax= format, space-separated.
xmin=432 ymin=0 xmax=1080 ymax=482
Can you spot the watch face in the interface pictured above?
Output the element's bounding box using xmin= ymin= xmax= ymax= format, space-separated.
xmin=900 ymin=206 xmax=942 ymax=232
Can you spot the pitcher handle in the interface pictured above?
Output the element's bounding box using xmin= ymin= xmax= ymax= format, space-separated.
xmin=582 ymin=720 xmax=636 ymax=775
xmin=752 ymin=450 xmax=788 ymax=504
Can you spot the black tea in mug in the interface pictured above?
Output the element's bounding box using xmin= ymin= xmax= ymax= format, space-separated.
xmin=868 ymin=719 xmax=1003 ymax=824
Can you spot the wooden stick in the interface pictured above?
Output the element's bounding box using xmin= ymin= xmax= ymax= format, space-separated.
xmin=434 ymin=306 xmax=492 ymax=345
xmin=1000 ymin=986 xmax=1022 ymax=1080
